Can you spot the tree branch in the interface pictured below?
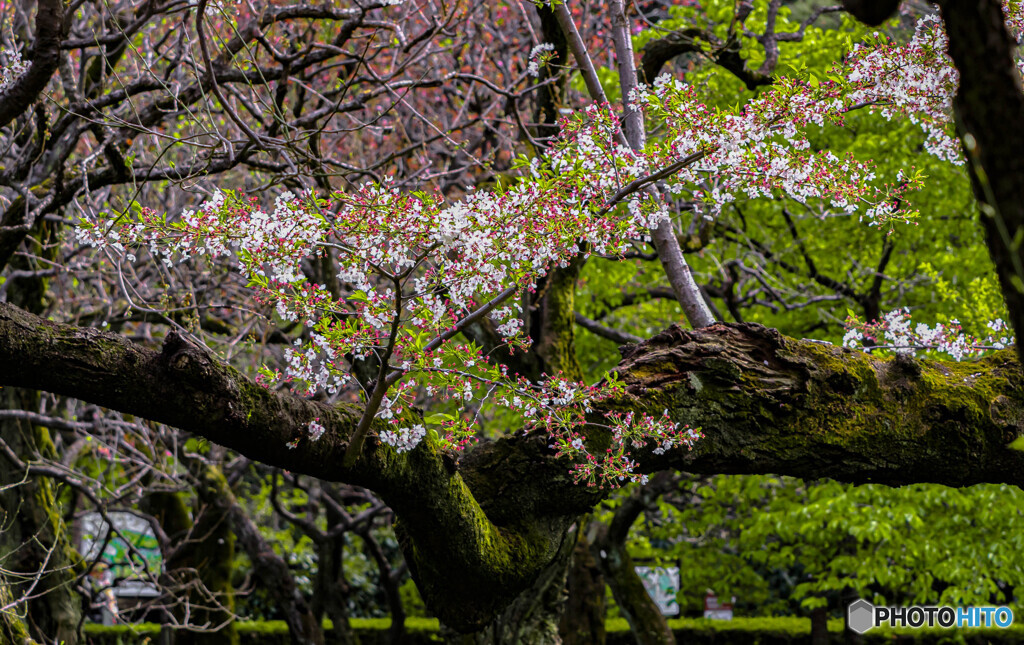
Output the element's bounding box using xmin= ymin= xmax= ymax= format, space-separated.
xmin=574 ymin=312 xmax=643 ymax=345
xmin=4 ymin=301 xmax=1024 ymax=629
xmin=0 ymin=0 xmax=65 ymax=129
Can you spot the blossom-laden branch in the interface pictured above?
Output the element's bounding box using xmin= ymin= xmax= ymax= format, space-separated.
xmin=71 ymin=9 xmax=1000 ymax=483
xmin=843 ymin=309 xmax=1015 ymax=360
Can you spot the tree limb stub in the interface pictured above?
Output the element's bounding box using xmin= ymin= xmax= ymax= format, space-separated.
xmin=3 ymin=301 xmax=1024 ymax=628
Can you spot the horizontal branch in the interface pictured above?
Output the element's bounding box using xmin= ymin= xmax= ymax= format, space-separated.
xmin=4 ymin=301 xmax=1024 ymax=628
xmin=616 ymin=323 xmax=1024 ymax=486
xmin=574 ymin=312 xmax=643 ymax=345
xmin=0 ymin=300 xmax=584 ymax=631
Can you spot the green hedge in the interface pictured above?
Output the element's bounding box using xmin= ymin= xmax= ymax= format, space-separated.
xmin=82 ymin=616 xmax=1024 ymax=644
xmin=81 ymin=618 xmax=445 ymax=645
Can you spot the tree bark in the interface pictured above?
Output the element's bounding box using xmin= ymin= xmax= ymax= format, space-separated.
xmin=0 ymin=0 xmax=65 ymax=131
xmin=934 ymin=0 xmax=1024 ymax=368
xmin=3 ymin=302 xmax=1024 ymax=630
xmin=558 ymin=527 xmax=606 ymax=645
xmin=442 ymin=527 xmax=574 ymax=645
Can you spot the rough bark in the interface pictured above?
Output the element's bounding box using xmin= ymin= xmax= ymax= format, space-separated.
xmin=442 ymin=528 xmax=574 ymax=645
xmin=3 ymin=302 xmax=1024 ymax=630
xmin=934 ymin=0 xmax=1024 ymax=369
xmin=590 ymin=474 xmax=676 ymax=645
xmin=558 ymin=526 xmax=606 ymax=645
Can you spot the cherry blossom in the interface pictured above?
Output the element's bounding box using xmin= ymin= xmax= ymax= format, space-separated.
xmin=843 ymin=309 xmax=1014 ymax=361
xmin=79 ymin=6 xmax=1017 ymax=485
xmin=0 ymin=47 xmax=26 ymax=92
xmin=843 ymin=2 xmax=1024 ymax=165
xmin=527 ymin=42 xmax=555 ymax=77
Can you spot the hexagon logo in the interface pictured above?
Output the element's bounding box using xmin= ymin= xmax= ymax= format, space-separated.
xmin=847 ymin=599 xmax=875 ymax=634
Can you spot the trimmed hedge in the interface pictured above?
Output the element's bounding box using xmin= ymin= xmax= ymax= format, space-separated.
xmin=81 ymin=619 xmax=445 ymax=645
xmin=82 ymin=616 xmax=1024 ymax=644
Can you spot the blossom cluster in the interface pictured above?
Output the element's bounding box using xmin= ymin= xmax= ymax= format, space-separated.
xmin=635 ymin=72 xmax=922 ymax=227
xmin=548 ymin=406 xmax=704 ymax=488
xmin=77 ymin=111 xmax=693 ymax=483
xmin=844 ymin=2 xmax=1024 ymax=165
xmin=843 ymin=309 xmax=1014 ymax=361
xmin=527 ymin=42 xmax=555 ymax=77
xmin=0 ymin=48 xmax=27 ymax=92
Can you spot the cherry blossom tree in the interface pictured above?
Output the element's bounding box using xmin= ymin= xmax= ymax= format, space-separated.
xmin=2 ymin=0 xmax=1024 ymax=642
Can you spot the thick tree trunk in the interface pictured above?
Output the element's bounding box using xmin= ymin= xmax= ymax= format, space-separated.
xmin=936 ymin=0 xmax=1024 ymax=368
xmin=442 ymin=529 xmax=574 ymax=645
xmin=558 ymin=529 xmax=606 ymax=645
xmin=0 ymin=245 xmax=82 ymax=645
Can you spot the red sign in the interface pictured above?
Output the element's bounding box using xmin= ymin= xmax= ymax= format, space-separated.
xmin=704 ymin=593 xmax=735 ymax=620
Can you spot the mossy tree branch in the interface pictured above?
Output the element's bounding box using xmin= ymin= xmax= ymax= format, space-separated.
xmin=3 ymin=301 xmax=1024 ymax=629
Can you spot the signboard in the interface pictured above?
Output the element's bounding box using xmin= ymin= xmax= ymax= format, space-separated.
xmin=635 ymin=565 xmax=681 ymax=616
xmin=80 ymin=512 xmax=162 ymax=598
xmin=703 ymin=592 xmax=735 ymax=620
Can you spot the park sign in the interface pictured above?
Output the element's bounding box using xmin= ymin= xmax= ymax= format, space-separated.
xmin=703 ymin=592 xmax=735 ymax=620
xmin=80 ymin=511 xmax=162 ymax=598
xmin=635 ymin=565 xmax=681 ymax=616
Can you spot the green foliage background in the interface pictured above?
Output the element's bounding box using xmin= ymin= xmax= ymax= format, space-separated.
xmin=574 ymin=0 xmax=1021 ymax=624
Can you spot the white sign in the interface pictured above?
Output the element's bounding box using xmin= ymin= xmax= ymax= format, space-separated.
xmin=80 ymin=512 xmax=162 ymax=598
xmin=635 ymin=566 xmax=681 ymax=616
